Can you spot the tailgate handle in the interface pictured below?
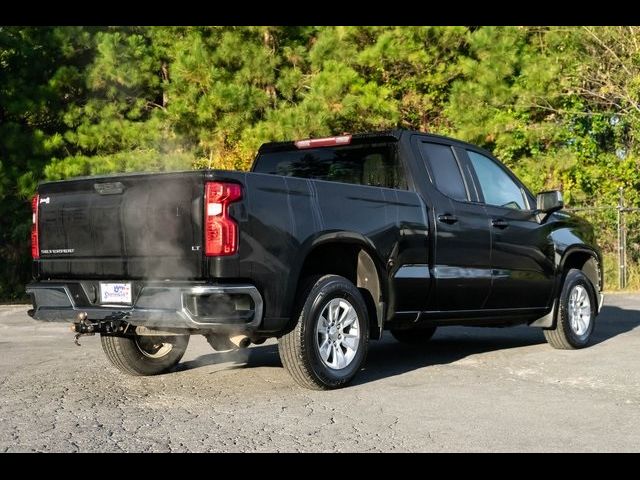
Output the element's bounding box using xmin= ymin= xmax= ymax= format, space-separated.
xmin=94 ymin=182 xmax=125 ymax=195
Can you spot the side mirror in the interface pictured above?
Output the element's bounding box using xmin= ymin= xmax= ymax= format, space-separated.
xmin=536 ymin=190 xmax=564 ymax=214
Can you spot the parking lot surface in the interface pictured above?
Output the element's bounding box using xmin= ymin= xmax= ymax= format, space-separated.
xmin=1 ymin=294 xmax=639 ymax=452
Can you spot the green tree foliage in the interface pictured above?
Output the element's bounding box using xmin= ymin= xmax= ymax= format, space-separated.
xmin=45 ymin=27 xmax=195 ymax=179
xmin=2 ymin=26 xmax=640 ymax=299
xmin=0 ymin=27 xmax=94 ymax=300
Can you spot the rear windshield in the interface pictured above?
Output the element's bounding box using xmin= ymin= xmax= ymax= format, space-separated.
xmin=253 ymin=143 xmax=407 ymax=190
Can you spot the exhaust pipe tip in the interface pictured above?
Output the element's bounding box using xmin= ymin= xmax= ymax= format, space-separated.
xmin=230 ymin=334 xmax=251 ymax=349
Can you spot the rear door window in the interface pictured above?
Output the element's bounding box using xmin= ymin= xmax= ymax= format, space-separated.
xmin=253 ymin=144 xmax=407 ymax=190
xmin=419 ymin=142 xmax=468 ymax=201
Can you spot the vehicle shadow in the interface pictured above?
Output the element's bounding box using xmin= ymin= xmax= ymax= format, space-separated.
xmin=356 ymin=304 xmax=640 ymax=385
xmin=589 ymin=305 xmax=640 ymax=345
xmin=175 ymin=347 xmax=281 ymax=372
xmin=175 ymin=304 xmax=640 ymax=384
xmin=354 ymin=327 xmax=544 ymax=386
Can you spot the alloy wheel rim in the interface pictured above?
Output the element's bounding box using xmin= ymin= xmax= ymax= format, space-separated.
xmin=135 ymin=336 xmax=174 ymax=358
xmin=315 ymin=298 xmax=360 ymax=370
xmin=568 ymin=284 xmax=591 ymax=336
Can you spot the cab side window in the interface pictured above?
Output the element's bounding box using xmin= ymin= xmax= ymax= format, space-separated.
xmin=467 ymin=151 xmax=528 ymax=210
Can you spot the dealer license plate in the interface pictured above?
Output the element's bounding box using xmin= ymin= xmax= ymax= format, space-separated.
xmin=100 ymin=282 xmax=132 ymax=304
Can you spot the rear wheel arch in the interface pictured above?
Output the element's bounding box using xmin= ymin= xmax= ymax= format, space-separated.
xmin=288 ymin=237 xmax=388 ymax=340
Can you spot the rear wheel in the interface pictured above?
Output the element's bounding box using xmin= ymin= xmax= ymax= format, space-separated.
xmin=278 ymin=275 xmax=369 ymax=390
xmin=544 ymin=268 xmax=597 ymax=349
xmin=205 ymin=334 xmax=235 ymax=352
xmin=101 ymin=334 xmax=189 ymax=376
xmin=390 ymin=326 xmax=437 ymax=345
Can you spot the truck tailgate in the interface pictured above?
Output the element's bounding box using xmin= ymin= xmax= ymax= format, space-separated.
xmin=36 ymin=172 xmax=204 ymax=280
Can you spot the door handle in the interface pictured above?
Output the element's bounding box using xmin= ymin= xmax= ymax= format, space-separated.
xmin=438 ymin=213 xmax=458 ymax=224
xmin=491 ymin=218 xmax=509 ymax=229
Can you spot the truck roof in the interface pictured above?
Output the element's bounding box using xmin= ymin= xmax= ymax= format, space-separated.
xmin=257 ymin=129 xmax=484 ymax=154
xmin=257 ymin=130 xmax=401 ymax=153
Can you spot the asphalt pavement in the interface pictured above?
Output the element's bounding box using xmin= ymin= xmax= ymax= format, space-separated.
xmin=1 ymin=294 xmax=639 ymax=452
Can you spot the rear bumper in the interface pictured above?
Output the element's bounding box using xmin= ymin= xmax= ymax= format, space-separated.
xmin=26 ymin=281 xmax=263 ymax=332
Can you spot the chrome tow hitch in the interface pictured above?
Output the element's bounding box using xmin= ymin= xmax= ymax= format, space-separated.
xmin=71 ymin=311 xmax=130 ymax=346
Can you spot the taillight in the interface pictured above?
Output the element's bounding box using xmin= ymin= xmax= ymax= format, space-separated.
xmin=204 ymin=182 xmax=242 ymax=256
xmin=31 ymin=194 xmax=39 ymax=259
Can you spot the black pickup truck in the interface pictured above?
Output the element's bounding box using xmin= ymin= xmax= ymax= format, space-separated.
xmin=27 ymin=130 xmax=603 ymax=389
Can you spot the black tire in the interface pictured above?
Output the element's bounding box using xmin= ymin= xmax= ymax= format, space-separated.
xmin=205 ymin=334 xmax=235 ymax=352
xmin=278 ymin=275 xmax=369 ymax=390
xmin=544 ymin=268 xmax=597 ymax=349
xmin=390 ymin=326 xmax=437 ymax=345
xmin=101 ymin=334 xmax=189 ymax=376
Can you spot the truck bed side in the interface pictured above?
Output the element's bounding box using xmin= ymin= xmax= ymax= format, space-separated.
xmin=235 ymin=172 xmax=429 ymax=330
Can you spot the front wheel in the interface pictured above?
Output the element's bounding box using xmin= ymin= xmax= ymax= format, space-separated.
xmin=101 ymin=334 xmax=189 ymax=376
xmin=544 ymin=268 xmax=597 ymax=349
xmin=278 ymin=275 xmax=369 ymax=390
